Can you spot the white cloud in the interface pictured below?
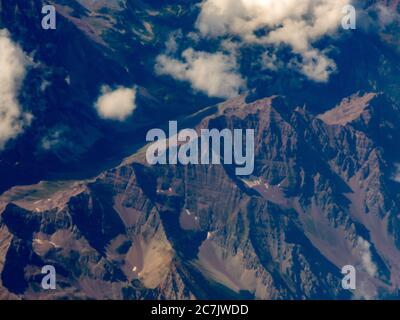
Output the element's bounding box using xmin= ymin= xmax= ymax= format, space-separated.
xmin=297 ymin=49 xmax=337 ymax=82
xmin=0 ymin=29 xmax=32 ymax=149
xmin=261 ymin=50 xmax=280 ymax=71
xmin=95 ymin=86 xmax=137 ymax=121
xmin=155 ymin=48 xmax=245 ymax=98
xmin=391 ymin=163 xmax=400 ymax=183
xmin=196 ymin=0 xmax=352 ymax=82
xmin=41 ymin=129 xmax=63 ymax=150
xmin=357 ymin=237 xmax=377 ymax=277
xmin=164 ymin=30 xmax=182 ymax=55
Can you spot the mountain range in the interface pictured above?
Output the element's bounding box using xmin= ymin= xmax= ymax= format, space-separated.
xmin=1 ymin=0 xmax=400 ymax=300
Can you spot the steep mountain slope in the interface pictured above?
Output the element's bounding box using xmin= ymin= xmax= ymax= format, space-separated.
xmin=1 ymin=93 xmax=400 ymax=299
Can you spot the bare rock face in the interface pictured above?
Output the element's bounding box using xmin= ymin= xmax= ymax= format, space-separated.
xmin=1 ymin=92 xmax=400 ymax=300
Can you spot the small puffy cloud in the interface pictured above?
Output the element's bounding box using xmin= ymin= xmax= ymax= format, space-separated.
xmin=164 ymin=30 xmax=183 ymax=55
xmin=261 ymin=50 xmax=280 ymax=71
xmin=155 ymin=48 xmax=245 ymax=98
xmin=95 ymin=86 xmax=137 ymax=121
xmin=297 ymin=49 xmax=337 ymax=82
xmin=196 ymin=0 xmax=352 ymax=82
xmin=392 ymin=163 xmax=400 ymax=183
xmin=40 ymin=129 xmax=63 ymax=151
xmin=357 ymin=237 xmax=377 ymax=277
xmin=0 ymin=29 xmax=32 ymax=149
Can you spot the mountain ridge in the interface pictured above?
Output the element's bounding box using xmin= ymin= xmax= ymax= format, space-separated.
xmin=1 ymin=92 xmax=400 ymax=299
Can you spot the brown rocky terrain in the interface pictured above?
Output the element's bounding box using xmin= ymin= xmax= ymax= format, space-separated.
xmin=1 ymin=92 xmax=400 ymax=299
